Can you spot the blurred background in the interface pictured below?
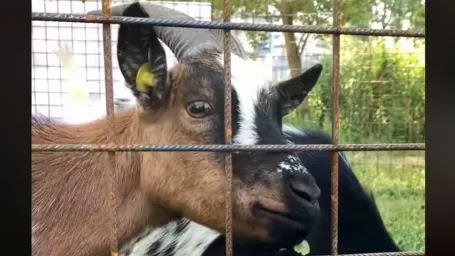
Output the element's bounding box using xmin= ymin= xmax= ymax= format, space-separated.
xmin=31 ymin=0 xmax=425 ymax=252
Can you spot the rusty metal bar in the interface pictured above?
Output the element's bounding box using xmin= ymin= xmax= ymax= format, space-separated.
xmin=31 ymin=143 xmax=425 ymax=152
xmin=315 ymin=252 xmax=425 ymax=256
xmin=31 ymin=12 xmax=425 ymax=38
xmin=31 ymin=2 xmax=426 ymax=255
xmin=330 ymin=0 xmax=341 ymax=254
xmin=101 ymin=0 xmax=118 ymax=255
xmin=223 ymin=0 xmax=233 ymax=255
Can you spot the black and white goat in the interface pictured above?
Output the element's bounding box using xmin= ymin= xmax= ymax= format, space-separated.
xmin=117 ymin=128 xmax=400 ymax=256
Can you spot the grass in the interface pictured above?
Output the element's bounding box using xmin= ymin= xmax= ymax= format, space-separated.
xmin=284 ymin=118 xmax=425 ymax=252
xmin=346 ymin=151 xmax=425 ymax=252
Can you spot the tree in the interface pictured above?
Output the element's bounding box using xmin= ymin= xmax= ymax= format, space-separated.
xmin=143 ymin=0 xmax=423 ymax=75
xmin=144 ymin=0 xmax=424 ymax=120
xmin=211 ymin=0 xmax=423 ymax=114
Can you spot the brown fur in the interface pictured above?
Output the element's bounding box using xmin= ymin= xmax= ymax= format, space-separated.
xmin=32 ymin=107 xmax=227 ymax=255
xmin=33 ymin=110 xmax=170 ymax=255
xmin=32 ymin=64 xmax=222 ymax=255
xmin=32 ymin=62 xmax=270 ymax=256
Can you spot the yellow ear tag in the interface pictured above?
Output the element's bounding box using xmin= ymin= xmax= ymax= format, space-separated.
xmin=136 ymin=63 xmax=156 ymax=92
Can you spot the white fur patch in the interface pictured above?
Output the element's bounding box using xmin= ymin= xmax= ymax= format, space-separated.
xmin=277 ymin=155 xmax=308 ymax=174
xmin=217 ymin=54 xmax=273 ymax=145
xmin=121 ymin=219 xmax=220 ymax=256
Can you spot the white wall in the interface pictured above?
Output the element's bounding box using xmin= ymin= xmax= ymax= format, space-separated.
xmin=32 ymin=0 xmax=212 ymax=123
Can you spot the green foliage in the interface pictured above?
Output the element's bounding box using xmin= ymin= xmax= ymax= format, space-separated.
xmin=340 ymin=0 xmax=375 ymax=27
xmin=245 ymin=31 xmax=270 ymax=54
xmin=284 ymin=36 xmax=425 ymax=144
xmin=283 ymin=35 xmax=425 ymax=249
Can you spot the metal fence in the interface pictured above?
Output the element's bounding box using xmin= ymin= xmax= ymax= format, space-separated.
xmin=31 ymin=0 xmax=425 ymax=255
xmin=32 ymin=0 xmax=212 ymax=122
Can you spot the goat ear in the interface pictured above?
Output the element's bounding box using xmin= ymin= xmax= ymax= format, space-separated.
xmin=277 ymin=64 xmax=323 ymax=116
xmin=117 ymin=2 xmax=170 ymax=113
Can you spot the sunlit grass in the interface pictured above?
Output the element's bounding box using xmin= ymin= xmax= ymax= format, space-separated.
xmin=349 ymin=153 xmax=425 ymax=252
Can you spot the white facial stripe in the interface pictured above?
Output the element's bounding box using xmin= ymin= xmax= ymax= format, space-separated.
xmin=216 ymin=54 xmax=273 ymax=145
xmin=120 ymin=219 xmax=220 ymax=256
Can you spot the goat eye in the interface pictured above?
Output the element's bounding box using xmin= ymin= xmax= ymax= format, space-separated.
xmin=186 ymin=101 xmax=213 ymax=118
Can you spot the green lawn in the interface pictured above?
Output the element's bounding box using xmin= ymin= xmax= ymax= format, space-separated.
xmin=346 ymin=151 xmax=425 ymax=252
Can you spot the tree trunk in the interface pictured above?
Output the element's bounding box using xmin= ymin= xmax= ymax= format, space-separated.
xmin=282 ymin=16 xmax=302 ymax=78
xmin=280 ymin=5 xmax=309 ymax=114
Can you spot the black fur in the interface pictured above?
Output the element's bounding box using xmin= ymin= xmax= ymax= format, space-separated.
xmin=202 ymin=129 xmax=400 ymax=256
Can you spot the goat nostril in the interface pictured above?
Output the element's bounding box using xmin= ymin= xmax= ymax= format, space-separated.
xmin=289 ymin=181 xmax=319 ymax=205
xmin=290 ymin=184 xmax=311 ymax=202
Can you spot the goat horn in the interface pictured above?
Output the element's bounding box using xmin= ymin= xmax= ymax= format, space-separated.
xmin=87 ymin=2 xmax=248 ymax=60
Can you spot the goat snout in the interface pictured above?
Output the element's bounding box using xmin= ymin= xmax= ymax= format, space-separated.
xmin=287 ymin=171 xmax=321 ymax=206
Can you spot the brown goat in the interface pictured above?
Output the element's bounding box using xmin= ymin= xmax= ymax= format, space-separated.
xmin=32 ymin=2 xmax=324 ymax=255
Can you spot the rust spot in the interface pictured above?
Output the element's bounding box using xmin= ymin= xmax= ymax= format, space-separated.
xmin=84 ymin=15 xmax=95 ymax=22
xmin=225 ymin=129 xmax=232 ymax=138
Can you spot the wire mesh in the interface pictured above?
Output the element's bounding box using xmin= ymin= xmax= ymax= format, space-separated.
xmin=31 ymin=0 xmax=425 ymax=255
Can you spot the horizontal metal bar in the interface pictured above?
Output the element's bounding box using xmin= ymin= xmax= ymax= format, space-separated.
xmin=315 ymin=251 xmax=424 ymax=256
xmin=32 ymin=143 xmax=425 ymax=152
xmin=31 ymin=12 xmax=425 ymax=38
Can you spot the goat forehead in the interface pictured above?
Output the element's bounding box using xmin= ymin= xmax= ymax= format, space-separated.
xmin=216 ymin=54 xmax=275 ymax=145
xmin=177 ymin=60 xmax=224 ymax=97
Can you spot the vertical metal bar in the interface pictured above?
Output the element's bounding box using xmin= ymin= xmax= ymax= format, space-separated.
xmin=331 ymin=0 xmax=341 ymax=255
xmin=101 ymin=0 xmax=118 ymax=255
xmin=223 ymin=0 xmax=233 ymax=255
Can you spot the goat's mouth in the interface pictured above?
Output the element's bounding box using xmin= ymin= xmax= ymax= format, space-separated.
xmin=254 ymin=204 xmax=310 ymax=229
